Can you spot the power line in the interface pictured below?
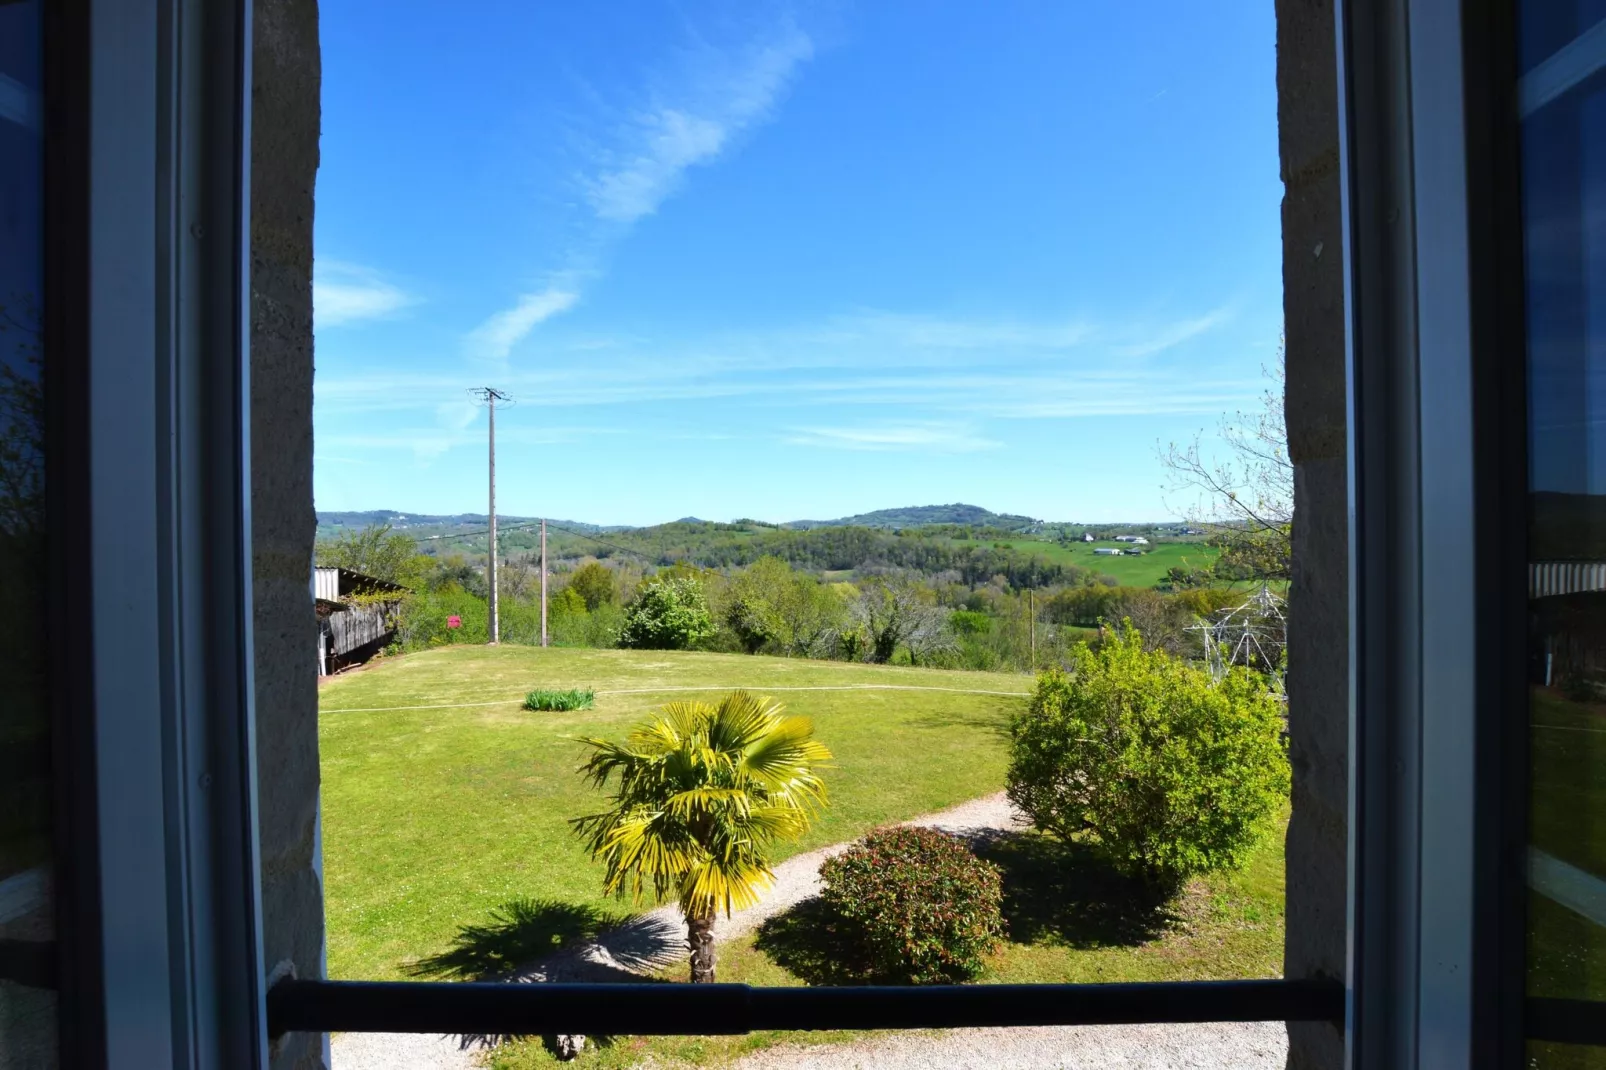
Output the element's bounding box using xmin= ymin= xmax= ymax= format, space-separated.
xmin=542 ymin=521 xmax=658 ymax=563
xmin=412 ymin=522 xmax=537 ymax=543
xmin=410 ymin=519 xmax=658 ymax=564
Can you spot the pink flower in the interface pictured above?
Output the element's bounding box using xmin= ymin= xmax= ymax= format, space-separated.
xmin=447 ymin=615 xmax=462 ymax=629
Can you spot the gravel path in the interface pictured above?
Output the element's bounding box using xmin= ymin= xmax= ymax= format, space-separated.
xmin=728 ymin=1021 xmax=1288 ymax=1069
xmin=329 ymin=794 xmax=1284 ymax=1070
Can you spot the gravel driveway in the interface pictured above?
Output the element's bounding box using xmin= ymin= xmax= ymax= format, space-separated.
xmin=330 ymin=793 xmax=1285 ymax=1069
xmin=728 ymin=1021 xmax=1287 ymax=1069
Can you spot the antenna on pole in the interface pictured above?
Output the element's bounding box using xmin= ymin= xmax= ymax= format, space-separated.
xmin=468 ymin=387 xmax=512 ymax=645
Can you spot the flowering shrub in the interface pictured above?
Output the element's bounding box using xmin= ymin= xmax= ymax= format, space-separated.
xmin=819 ymin=826 xmax=1004 ymax=983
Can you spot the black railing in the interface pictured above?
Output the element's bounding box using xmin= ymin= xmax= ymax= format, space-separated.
xmin=1527 ymin=997 xmax=1606 ymax=1047
xmin=268 ymin=977 xmax=1345 ymax=1038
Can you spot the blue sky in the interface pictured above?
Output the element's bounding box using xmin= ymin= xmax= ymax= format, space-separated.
xmin=313 ymin=1 xmax=1282 ymax=525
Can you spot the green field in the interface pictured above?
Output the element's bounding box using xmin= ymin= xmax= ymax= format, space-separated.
xmin=321 ymin=644 xmax=1286 ymax=1067
xmin=947 ymin=537 xmax=1219 ymax=587
xmin=320 ymin=646 xmax=1035 ymax=980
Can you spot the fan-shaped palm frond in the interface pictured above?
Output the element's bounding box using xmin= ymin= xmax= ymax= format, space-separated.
xmin=570 ymin=691 xmax=832 ymax=982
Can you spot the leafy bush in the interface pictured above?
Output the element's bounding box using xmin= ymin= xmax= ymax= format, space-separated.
xmin=567 ymin=562 xmax=617 ymax=611
xmin=395 ymin=587 xmax=488 ymax=646
xmin=523 ymin=688 xmax=595 ymax=712
xmin=819 ymin=826 xmax=1004 ymax=983
xmin=949 ymin=609 xmax=992 ymax=636
xmin=549 ymin=586 xmax=587 ymax=617
xmin=618 ymin=577 xmax=715 ymax=651
xmin=1006 ymin=628 xmax=1289 ymax=889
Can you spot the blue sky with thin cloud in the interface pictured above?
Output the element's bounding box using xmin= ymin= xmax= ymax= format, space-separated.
xmin=312 ymin=1 xmax=1282 ymax=525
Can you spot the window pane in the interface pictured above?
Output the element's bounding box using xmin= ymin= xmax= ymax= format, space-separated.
xmin=1520 ymin=2 xmax=1606 ymax=1063
xmin=316 ymin=1 xmax=1291 ymax=1063
xmin=0 ymin=0 xmax=54 ymax=1060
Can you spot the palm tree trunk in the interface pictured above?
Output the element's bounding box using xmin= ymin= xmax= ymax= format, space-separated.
xmin=687 ymin=910 xmax=716 ymax=983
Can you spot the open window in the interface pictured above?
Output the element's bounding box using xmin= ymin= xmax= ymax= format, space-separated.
xmin=2 ymin=0 xmax=1604 ymax=1068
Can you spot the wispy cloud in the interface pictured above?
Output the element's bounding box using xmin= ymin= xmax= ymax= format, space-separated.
xmin=812 ymin=312 xmax=1095 ymax=352
xmin=785 ymin=423 xmax=1002 ymax=453
xmin=466 ymin=21 xmax=814 ymax=361
xmin=321 ymin=302 xmax=1259 ymax=421
xmin=314 ymin=260 xmax=417 ymax=327
xmin=320 ymin=424 xmax=617 ymax=462
xmin=1115 ymin=305 xmax=1235 ymax=357
xmin=584 ymin=28 xmax=814 ymax=223
xmin=465 ymin=287 xmax=580 ymax=360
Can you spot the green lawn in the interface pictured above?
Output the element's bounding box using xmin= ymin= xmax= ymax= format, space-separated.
xmin=323 ymin=644 xmax=1288 ymax=1069
xmin=947 ymin=537 xmax=1220 ymax=587
xmin=320 ymin=645 xmax=1032 ymax=981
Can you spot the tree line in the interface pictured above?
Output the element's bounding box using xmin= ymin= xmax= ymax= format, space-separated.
xmin=316 ymin=523 xmax=1263 ymax=674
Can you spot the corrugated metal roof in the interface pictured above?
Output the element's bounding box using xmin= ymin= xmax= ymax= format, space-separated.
xmin=313 ymin=566 xmax=408 ymax=602
xmin=1531 ymin=561 xmax=1606 ymax=598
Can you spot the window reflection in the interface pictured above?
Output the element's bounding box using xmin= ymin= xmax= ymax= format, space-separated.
xmin=1520 ymin=2 xmax=1606 ymax=1065
xmin=0 ymin=0 xmax=53 ymax=1061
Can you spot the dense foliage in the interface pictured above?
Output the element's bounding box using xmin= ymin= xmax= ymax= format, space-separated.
xmin=819 ymin=826 xmax=1004 ymax=983
xmin=617 ymin=577 xmax=716 ymax=650
xmin=571 ymin=692 xmax=831 ymax=982
xmin=566 ymin=561 xmax=617 ymax=610
xmin=314 ymin=518 xmax=1271 ymax=676
xmin=1006 ymin=629 xmax=1289 ymax=888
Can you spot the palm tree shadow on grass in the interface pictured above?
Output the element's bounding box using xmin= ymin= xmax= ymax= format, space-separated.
xmin=405 ymin=897 xmax=680 ymax=1055
xmin=755 ymin=832 xmax=1180 ymax=986
xmin=405 ymin=898 xmax=625 ymax=981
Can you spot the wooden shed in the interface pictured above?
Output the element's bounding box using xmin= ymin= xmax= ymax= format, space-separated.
xmin=313 ymin=567 xmax=407 ymax=676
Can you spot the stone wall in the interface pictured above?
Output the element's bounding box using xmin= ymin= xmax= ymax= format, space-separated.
xmin=1274 ymin=2 xmax=1347 ymax=1068
xmin=250 ymin=0 xmax=324 ymax=1067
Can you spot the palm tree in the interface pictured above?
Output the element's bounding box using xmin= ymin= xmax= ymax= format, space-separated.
xmin=571 ymin=691 xmax=831 ymax=983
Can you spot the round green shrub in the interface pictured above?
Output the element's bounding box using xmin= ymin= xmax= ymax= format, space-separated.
xmin=1006 ymin=627 xmax=1290 ymax=889
xmin=617 ymin=577 xmax=714 ymax=651
xmin=819 ymin=826 xmax=1004 ymax=984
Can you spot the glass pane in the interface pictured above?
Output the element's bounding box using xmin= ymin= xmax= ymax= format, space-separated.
xmin=317 ymin=1 xmax=1292 ymax=1063
xmin=1520 ymin=1 xmax=1606 ymax=1064
xmin=0 ymin=0 xmax=55 ymax=1063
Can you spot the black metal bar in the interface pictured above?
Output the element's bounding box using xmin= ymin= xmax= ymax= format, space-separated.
xmin=1526 ymin=998 xmax=1606 ymax=1047
xmin=268 ymin=978 xmax=1345 ymax=1038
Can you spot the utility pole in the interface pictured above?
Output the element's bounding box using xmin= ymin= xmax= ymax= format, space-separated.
xmin=469 ymin=387 xmax=511 ymax=644
xmin=540 ymin=519 xmax=549 ymax=648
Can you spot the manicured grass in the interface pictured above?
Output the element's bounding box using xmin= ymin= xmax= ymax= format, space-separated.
xmin=320 ymin=645 xmax=1031 ymax=981
xmin=947 ymin=537 xmax=1220 ymax=587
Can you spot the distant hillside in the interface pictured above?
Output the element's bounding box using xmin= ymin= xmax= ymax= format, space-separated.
xmin=1531 ymin=491 xmax=1606 ymax=560
xmin=317 ymin=504 xmax=1166 ymax=538
xmin=786 ymin=503 xmax=1041 ymax=532
xmin=316 ymin=510 xmax=609 ymax=533
xmin=318 ymin=503 xmax=1045 ymax=533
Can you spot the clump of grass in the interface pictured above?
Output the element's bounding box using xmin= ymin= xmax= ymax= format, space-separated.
xmin=523 ymin=687 xmax=595 ymax=712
